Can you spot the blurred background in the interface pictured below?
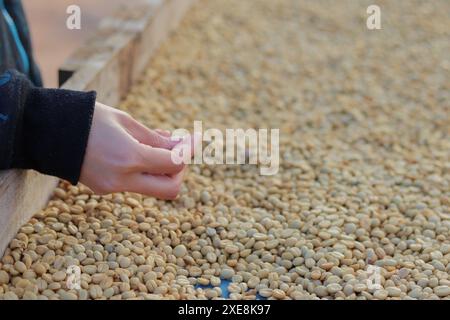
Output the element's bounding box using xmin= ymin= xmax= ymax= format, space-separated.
xmin=23 ymin=0 xmax=127 ymax=88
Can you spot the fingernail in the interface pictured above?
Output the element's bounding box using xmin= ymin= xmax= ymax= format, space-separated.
xmin=156 ymin=129 xmax=172 ymax=137
xmin=170 ymin=135 xmax=184 ymax=142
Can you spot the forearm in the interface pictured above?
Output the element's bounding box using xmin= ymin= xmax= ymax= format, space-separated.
xmin=0 ymin=69 xmax=96 ymax=184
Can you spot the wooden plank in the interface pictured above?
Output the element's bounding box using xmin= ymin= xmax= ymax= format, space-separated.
xmin=0 ymin=0 xmax=196 ymax=257
xmin=59 ymin=0 xmax=196 ymax=105
xmin=0 ymin=172 xmax=58 ymax=255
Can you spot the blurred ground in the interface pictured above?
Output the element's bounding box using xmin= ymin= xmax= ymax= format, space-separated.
xmin=23 ymin=0 xmax=128 ymax=88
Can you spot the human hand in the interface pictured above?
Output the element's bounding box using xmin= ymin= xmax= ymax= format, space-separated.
xmin=79 ymin=102 xmax=188 ymax=199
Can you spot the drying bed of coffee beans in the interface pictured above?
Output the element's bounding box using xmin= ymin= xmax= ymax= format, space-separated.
xmin=1 ymin=0 xmax=449 ymax=300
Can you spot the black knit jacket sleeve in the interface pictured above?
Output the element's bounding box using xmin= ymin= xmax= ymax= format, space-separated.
xmin=0 ymin=70 xmax=96 ymax=184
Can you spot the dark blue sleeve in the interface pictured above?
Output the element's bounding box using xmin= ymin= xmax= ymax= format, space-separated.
xmin=0 ymin=70 xmax=96 ymax=184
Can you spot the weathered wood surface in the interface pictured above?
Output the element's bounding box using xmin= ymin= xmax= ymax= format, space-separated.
xmin=0 ymin=171 xmax=58 ymax=256
xmin=59 ymin=0 xmax=196 ymax=105
xmin=0 ymin=0 xmax=196 ymax=257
